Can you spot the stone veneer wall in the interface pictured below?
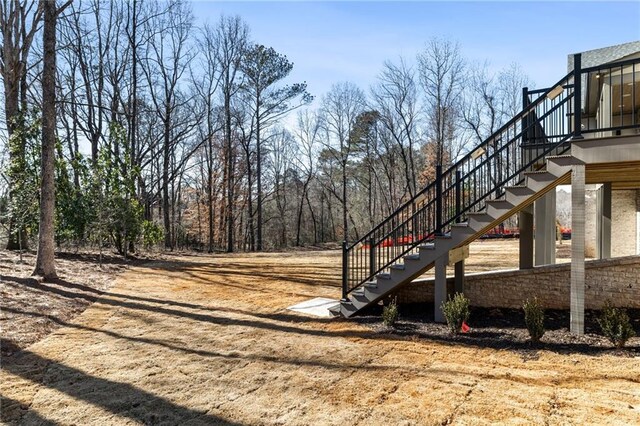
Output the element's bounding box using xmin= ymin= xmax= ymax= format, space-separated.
xmin=395 ymin=255 xmax=640 ymax=309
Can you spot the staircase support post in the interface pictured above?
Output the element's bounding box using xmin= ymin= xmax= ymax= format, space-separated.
xmin=455 ymin=170 xmax=462 ymax=223
xmin=369 ymin=237 xmax=376 ymax=278
xmin=572 ymin=53 xmax=584 ymax=140
xmin=434 ymin=253 xmax=448 ymax=323
xmin=436 ymin=165 xmax=443 ymax=235
xmin=454 ymin=260 xmax=464 ymax=294
xmin=521 ymin=86 xmax=531 ymax=180
xmin=596 ymin=183 xmax=612 ymax=259
xmin=519 ymin=205 xmax=534 ymax=269
xmin=571 ymin=164 xmax=586 ymax=335
xmin=341 ymin=240 xmax=348 ymax=301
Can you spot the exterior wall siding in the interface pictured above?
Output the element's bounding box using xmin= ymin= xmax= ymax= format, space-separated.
xmin=578 ymin=188 xmax=637 ymax=258
xmin=395 ymin=255 xmax=640 ymax=309
xmin=612 ymin=190 xmax=639 ymax=257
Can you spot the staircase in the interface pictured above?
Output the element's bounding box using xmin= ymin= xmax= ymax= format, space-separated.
xmin=338 ymin=154 xmax=575 ymax=317
xmin=336 ymin=54 xmax=640 ymax=318
xmin=334 ymin=50 xmax=640 ymax=317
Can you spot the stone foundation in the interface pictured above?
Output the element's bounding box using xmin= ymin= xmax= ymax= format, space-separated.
xmin=395 ymin=255 xmax=640 ymax=309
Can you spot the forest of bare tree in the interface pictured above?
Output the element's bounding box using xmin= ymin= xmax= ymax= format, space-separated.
xmin=0 ymin=0 xmax=531 ymax=275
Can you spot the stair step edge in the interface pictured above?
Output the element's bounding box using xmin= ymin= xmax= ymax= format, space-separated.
xmin=523 ymin=170 xmax=551 ymax=175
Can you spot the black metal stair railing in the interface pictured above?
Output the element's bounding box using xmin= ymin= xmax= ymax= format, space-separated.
xmin=342 ymin=54 xmax=640 ymax=301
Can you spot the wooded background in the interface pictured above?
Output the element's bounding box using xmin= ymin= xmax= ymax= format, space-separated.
xmin=0 ymin=0 xmax=531 ymax=260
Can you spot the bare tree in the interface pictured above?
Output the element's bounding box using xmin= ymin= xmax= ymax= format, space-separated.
xmin=417 ymin=37 xmax=465 ymax=166
xmin=371 ymin=58 xmax=422 ymax=199
xmin=320 ymin=81 xmax=366 ymax=241
xmin=292 ymin=109 xmax=320 ymax=246
xmin=141 ymin=0 xmax=195 ymax=249
xmin=213 ymin=15 xmax=248 ymax=253
xmin=193 ymin=22 xmax=223 ymax=252
xmin=461 ymin=62 xmax=501 ymax=145
xmin=266 ymin=128 xmax=296 ymax=247
xmin=498 ymin=62 xmax=533 ymax=118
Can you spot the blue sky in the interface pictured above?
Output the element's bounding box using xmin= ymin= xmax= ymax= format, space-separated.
xmin=191 ymin=1 xmax=640 ymax=105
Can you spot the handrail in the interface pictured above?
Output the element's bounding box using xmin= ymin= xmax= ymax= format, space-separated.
xmin=342 ymin=54 xmax=640 ymax=300
xmin=346 ymin=70 xmax=573 ymax=253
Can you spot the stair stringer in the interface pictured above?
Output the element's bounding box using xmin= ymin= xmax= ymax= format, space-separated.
xmin=339 ymin=156 xmax=577 ymax=318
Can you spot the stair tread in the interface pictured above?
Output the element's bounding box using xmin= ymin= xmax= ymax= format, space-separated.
xmin=523 ymin=169 xmax=551 ymax=174
xmin=506 ymin=185 xmax=534 ymax=191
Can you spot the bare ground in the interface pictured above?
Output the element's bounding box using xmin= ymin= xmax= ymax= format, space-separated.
xmin=2 ymin=242 xmax=640 ymax=425
xmin=0 ymin=250 xmax=153 ymax=357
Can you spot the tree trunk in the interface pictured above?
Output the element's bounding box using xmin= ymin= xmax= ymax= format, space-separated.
xmin=342 ymin=162 xmax=348 ymax=242
xmin=256 ymin=108 xmax=263 ymax=251
xmin=245 ymin=143 xmax=255 ymax=251
xmin=129 ymin=0 xmax=138 ymax=171
xmin=207 ymin=140 xmax=214 ymax=253
xmin=295 ymin=178 xmax=310 ymax=246
xmin=33 ymin=0 xmax=58 ymax=280
xmin=305 ymin=191 xmax=318 ymax=244
xmin=225 ymin=91 xmax=234 ymax=253
xmin=163 ymin=116 xmax=171 ymax=249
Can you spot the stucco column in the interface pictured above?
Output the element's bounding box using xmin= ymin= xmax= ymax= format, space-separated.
xmin=571 ymin=164 xmax=586 ymax=335
xmin=535 ymin=191 xmax=557 ymax=266
xmin=434 ymin=253 xmax=448 ymax=323
xmin=519 ymin=205 xmax=534 ymax=269
xmin=596 ymin=183 xmax=612 ymax=259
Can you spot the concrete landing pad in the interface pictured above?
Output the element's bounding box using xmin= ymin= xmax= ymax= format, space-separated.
xmin=287 ymin=297 xmax=340 ymax=318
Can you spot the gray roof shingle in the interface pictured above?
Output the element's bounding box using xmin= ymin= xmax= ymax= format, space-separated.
xmin=567 ymin=41 xmax=640 ymax=71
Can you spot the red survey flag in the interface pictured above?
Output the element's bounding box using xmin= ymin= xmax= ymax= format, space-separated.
xmin=461 ymin=322 xmax=470 ymax=333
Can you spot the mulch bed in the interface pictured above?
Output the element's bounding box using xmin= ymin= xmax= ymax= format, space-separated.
xmin=0 ymin=250 xmax=154 ymax=359
xmin=355 ymin=303 xmax=640 ymax=359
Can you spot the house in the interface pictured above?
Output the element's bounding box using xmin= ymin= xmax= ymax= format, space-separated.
xmin=335 ymin=41 xmax=640 ymax=335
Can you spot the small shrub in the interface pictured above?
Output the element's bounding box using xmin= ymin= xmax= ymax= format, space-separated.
xmin=441 ymin=293 xmax=470 ymax=334
xmin=523 ymin=297 xmax=545 ymax=342
xmin=382 ymin=298 xmax=399 ymax=328
xmin=598 ymin=302 xmax=636 ymax=348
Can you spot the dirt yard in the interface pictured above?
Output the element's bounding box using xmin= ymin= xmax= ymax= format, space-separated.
xmin=2 ymin=242 xmax=639 ymax=425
